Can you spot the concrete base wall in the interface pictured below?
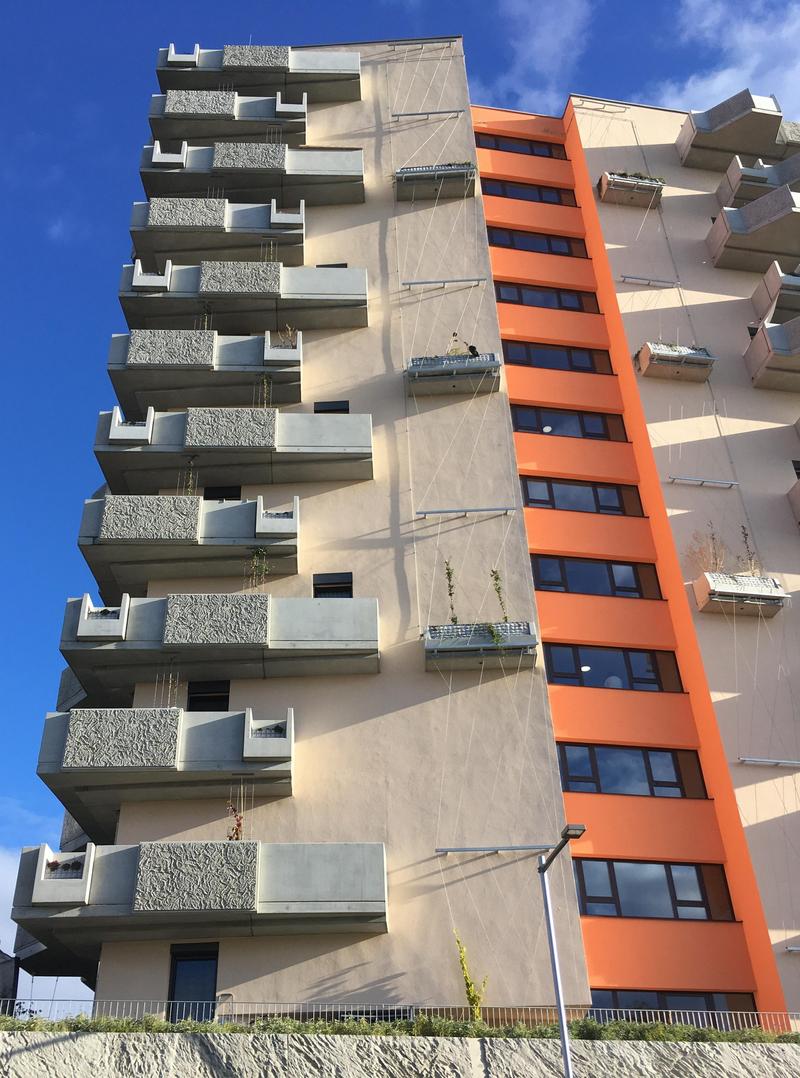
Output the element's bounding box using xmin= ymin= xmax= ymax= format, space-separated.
xmin=2 ymin=1033 xmax=799 ymax=1078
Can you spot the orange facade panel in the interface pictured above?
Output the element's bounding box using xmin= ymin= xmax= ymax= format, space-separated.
xmin=505 ymin=367 xmax=623 ymax=413
xmin=515 ymin=432 xmax=638 ymax=485
xmin=549 ymin=684 xmax=699 ymax=750
xmin=490 ymin=248 xmax=597 ymax=292
xmin=537 ymin=592 xmax=675 ymax=651
xmin=497 ymin=303 xmax=609 ymax=350
xmin=483 ymin=195 xmax=585 ymax=238
xmin=472 ymin=105 xmax=566 ymax=142
xmin=524 ymin=507 xmax=656 ymax=562
xmin=581 ymin=919 xmax=755 ymax=995
xmin=564 ymin=792 xmax=725 ymax=863
xmin=475 ymin=147 xmax=574 ymax=190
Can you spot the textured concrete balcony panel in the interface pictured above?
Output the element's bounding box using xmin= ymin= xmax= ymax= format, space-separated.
xmin=707 ymin=185 xmax=800 ymax=271
xmin=636 ymin=341 xmax=716 ymax=382
xmin=744 ymin=317 xmax=800 ymax=388
xmin=29 ymin=844 xmax=96 ymax=906
xmin=405 ymin=353 xmax=501 ymax=395
xmin=80 ymin=494 xmax=299 ymax=602
xmin=676 ymin=89 xmax=800 ymax=170
xmin=39 ymin=708 xmax=293 ymax=842
xmin=716 ymin=153 xmax=800 ymax=207
xmin=751 ymin=261 xmax=800 ymax=323
xmin=692 ymin=572 xmax=786 ymax=616
xmin=61 ymin=594 xmax=380 ymax=698
xmin=395 ymin=163 xmax=475 ymax=201
xmin=149 ymin=91 xmax=306 ymax=144
xmin=424 ymin=621 xmax=538 ymax=671
xmin=109 ymin=329 xmax=302 ymax=418
xmin=119 ymin=262 xmax=368 ymax=331
xmin=94 ymin=407 xmax=373 ymax=491
xmin=141 ymin=143 xmax=365 ymax=204
xmin=155 ymin=44 xmax=361 ymax=102
xmin=597 ymin=171 xmax=664 ymax=208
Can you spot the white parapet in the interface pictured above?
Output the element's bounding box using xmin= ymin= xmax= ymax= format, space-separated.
xmin=30 ymin=843 xmax=96 ymax=906
xmin=76 ymin=594 xmax=131 ymax=640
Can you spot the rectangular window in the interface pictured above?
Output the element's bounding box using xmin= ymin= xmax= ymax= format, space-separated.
xmin=532 ymin=555 xmax=660 ymax=598
xmin=512 ymin=406 xmax=626 ymax=442
xmin=314 ymin=400 xmax=350 ymax=414
xmin=202 ymin=485 xmax=242 ymax=501
xmin=575 ymin=859 xmax=733 ymax=921
xmin=502 ymin=340 xmax=612 ymax=375
xmin=187 ymin=680 xmax=230 ymax=711
xmin=590 ymin=989 xmax=757 ymax=1019
xmin=481 ymin=177 xmax=576 ymax=205
xmin=558 ymin=743 xmax=706 ymax=798
xmin=543 ymin=643 xmax=683 ymax=692
xmin=168 ymin=944 xmax=218 ymax=1022
xmin=488 ymin=226 xmax=587 ymax=258
xmin=475 ymin=132 xmax=567 ymax=159
xmin=521 ymin=477 xmax=643 ymax=517
xmin=495 ymin=281 xmax=599 ymax=314
xmin=313 ymin=572 xmax=353 ymax=598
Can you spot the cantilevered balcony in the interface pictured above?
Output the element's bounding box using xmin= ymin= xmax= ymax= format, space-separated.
xmin=109 ymin=329 xmax=302 ymax=419
xmin=61 ymin=593 xmax=380 ymax=699
xmin=79 ymin=494 xmax=299 ymax=602
xmin=130 ymin=198 xmax=305 ymax=266
xmin=597 ymin=171 xmax=664 ymax=208
xmin=13 ymin=840 xmax=387 ymax=975
xmin=395 ymin=163 xmax=476 ymax=201
xmin=692 ymin=573 xmax=786 ymax=616
xmin=156 ymin=44 xmax=361 ymax=102
xmin=676 ymin=89 xmax=800 ymax=170
xmin=149 ymin=90 xmax=306 ymax=144
xmin=119 ymin=261 xmax=369 ymax=331
xmin=716 ymin=153 xmax=800 ymax=207
xmin=707 ymin=185 xmax=800 ymax=271
xmin=424 ymin=622 xmax=537 ymax=671
xmin=39 ymin=708 xmax=294 ymax=842
xmin=405 ymin=352 xmax=500 ymax=395
xmin=94 ymin=407 xmax=373 ymax=491
xmin=636 ymin=341 xmax=716 ymax=382
xmin=744 ymin=316 xmax=800 ymax=388
xmin=140 ymin=143 xmax=365 ymax=204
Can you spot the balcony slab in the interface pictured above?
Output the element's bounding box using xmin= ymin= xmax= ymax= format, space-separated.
xmin=751 ymin=261 xmax=800 ymax=324
xmin=707 ymin=185 xmax=800 ymax=271
xmin=395 ymin=163 xmax=475 ymax=200
xmin=716 ymin=153 xmax=800 ymax=207
xmin=149 ymin=91 xmax=306 ymax=145
xmin=676 ymin=89 xmax=800 ymax=170
xmin=405 ymin=352 xmax=500 ymax=395
xmin=744 ymin=316 xmax=800 ymax=388
xmin=636 ymin=342 xmax=716 ymax=382
xmin=597 ymin=172 xmax=663 ymax=208
xmin=692 ymin=572 xmax=786 ymax=616
xmin=424 ymin=622 xmax=537 ymax=671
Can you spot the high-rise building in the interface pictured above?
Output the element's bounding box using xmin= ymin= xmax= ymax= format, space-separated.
xmin=10 ymin=36 xmax=795 ymax=1023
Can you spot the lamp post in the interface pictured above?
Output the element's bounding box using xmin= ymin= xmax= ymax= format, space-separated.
xmin=435 ymin=822 xmax=586 ymax=1078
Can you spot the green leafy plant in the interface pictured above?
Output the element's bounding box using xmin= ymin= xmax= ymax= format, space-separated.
xmin=490 ymin=568 xmax=508 ymax=622
xmin=454 ymin=931 xmax=488 ymax=1022
xmin=737 ymin=524 xmax=761 ymax=576
xmin=484 ymin=623 xmax=504 ymax=646
xmin=247 ymin=548 xmax=272 ymax=590
xmin=444 ymin=559 xmax=458 ymax=625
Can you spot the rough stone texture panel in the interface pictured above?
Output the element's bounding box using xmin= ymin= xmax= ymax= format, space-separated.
xmin=148 ymin=198 xmax=227 ymax=230
xmin=162 ymin=593 xmax=270 ymax=645
xmin=164 ymin=89 xmax=236 ymax=117
xmin=127 ymin=329 xmax=216 ymax=368
xmin=184 ymin=407 xmax=276 ymax=449
xmin=199 ymin=260 xmax=281 ymax=295
xmin=99 ymin=495 xmax=201 ymax=542
xmin=212 ymin=141 xmax=287 ymax=171
xmin=133 ymin=841 xmax=257 ymax=912
xmin=63 ymin=708 xmax=180 ymax=769
xmin=222 ymin=45 xmax=290 ymax=70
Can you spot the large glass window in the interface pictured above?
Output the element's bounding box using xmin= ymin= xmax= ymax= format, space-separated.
xmin=187 ymin=681 xmax=230 ymax=711
xmin=475 ymin=132 xmax=567 ymax=159
xmin=533 ymin=555 xmax=661 ymax=599
xmin=502 ymin=340 xmax=612 ymax=374
xmin=495 ymin=281 xmax=599 ymax=313
xmin=575 ymin=860 xmax=734 ymax=921
xmin=521 ymin=477 xmax=643 ymax=517
xmin=543 ymin=643 xmax=683 ymax=692
xmin=168 ymin=944 xmax=218 ymax=1022
xmin=488 ymin=227 xmax=587 ymax=258
xmin=512 ymin=406 xmax=626 ymax=442
xmin=589 ymin=989 xmax=757 ymax=1021
xmin=558 ymin=743 xmax=706 ymax=798
xmin=481 ymin=178 xmax=576 ymax=205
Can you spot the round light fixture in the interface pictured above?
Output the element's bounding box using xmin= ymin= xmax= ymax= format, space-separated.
xmin=580 ymin=665 xmax=591 ymax=672
xmin=542 ymin=425 xmax=553 ymax=433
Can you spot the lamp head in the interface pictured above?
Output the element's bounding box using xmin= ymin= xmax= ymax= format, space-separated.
xmin=561 ymin=823 xmax=586 ymax=841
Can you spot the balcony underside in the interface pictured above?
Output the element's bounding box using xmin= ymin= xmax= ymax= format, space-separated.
xmin=141 ymin=166 xmax=365 ymax=205
xmin=710 ymin=236 xmax=800 ymax=273
xmin=119 ymin=290 xmax=368 ymax=332
xmin=744 ymin=322 xmax=800 ymax=389
xmin=131 ymin=229 xmax=305 ymax=269
xmin=150 ymin=113 xmax=306 ymax=146
xmin=395 ymin=169 xmax=475 ymax=201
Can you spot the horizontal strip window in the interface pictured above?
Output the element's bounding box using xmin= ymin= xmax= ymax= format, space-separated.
xmin=544 ymin=643 xmax=683 ymax=692
xmin=488 ymin=226 xmax=587 ymax=258
xmin=532 ymin=555 xmax=660 ymax=598
xmin=521 ymin=477 xmax=643 ymax=517
xmin=591 ymin=990 xmax=756 ymax=1016
xmin=495 ymin=281 xmax=599 ymax=314
xmin=476 ymin=132 xmax=567 ymax=159
xmin=482 ymin=178 xmax=576 ymax=205
xmin=575 ymin=858 xmax=734 ymax=921
xmin=512 ymin=405 xmax=626 ymax=442
xmin=503 ymin=340 xmax=612 ymax=374
xmin=558 ymin=743 xmax=706 ymax=798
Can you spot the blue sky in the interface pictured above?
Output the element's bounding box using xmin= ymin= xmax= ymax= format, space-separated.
xmin=0 ymin=0 xmax=794 ymax=986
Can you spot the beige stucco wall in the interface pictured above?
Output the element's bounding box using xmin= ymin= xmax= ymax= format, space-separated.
xmin=92 ymin=42 xmax=589 ymax=1008
xmin=575 ymin=95 xmax=800 ymax=1009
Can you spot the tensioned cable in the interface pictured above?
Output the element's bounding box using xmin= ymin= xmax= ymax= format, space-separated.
xmin=424 ymin=514 xmax=445 ymax=628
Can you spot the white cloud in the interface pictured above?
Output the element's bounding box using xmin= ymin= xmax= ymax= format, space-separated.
xmin=646 ymin=0 xmax=800 ymax=115
xmin=468 ymin=0 xmax=593 ymax=114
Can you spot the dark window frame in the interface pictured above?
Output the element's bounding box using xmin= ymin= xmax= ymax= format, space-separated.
xmin=512 ymin=405 xmax=626 ymax=442
xmin=575 ymin=858 xmax=733 ymax=922
xmin=168 ymin=943 xmax=219 ymax=1022
xmin=313 ymin=572 xmax=354 ymax=598
xmin=488 ymin=226 xmax=588 ymax=259
xmin=590 ymin=989 xmax=756 ymax=1017
xmin=502 ymin=340 xmax=613 ymax=375
xmin=558 ymin=742 xmax=706 ymax=798
xmin=475 ymin=132 xmax=568 ymax=159
xmin=531 ymin=554 xmax=660 ymax=598
xmin=186 ymin=680 xmax=231 ymax=711
xmin=314 ymin=400 xmax=350 ymax=414
xmin=495 ymin=281 xmax=599 ymax=314
xmin=481 ymin=177 xmax=577 ymax=205
xmin=543 ymin=643 xmax=683 ymax=692
xmin=202 ymin=485 xmax=242 ymax=501
xmin=521 ymin=477 xmax=643 ymax=517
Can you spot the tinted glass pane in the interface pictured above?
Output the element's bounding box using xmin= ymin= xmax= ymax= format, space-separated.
xmin=483 ymin=179 xmax=503 ymax=195
xmin=665 ymin=994 xmax=707 ymax=1011
xmin=654 ymin=786 xmax=682 ymax=798
xmin=507 ymin=183 xmax=537 ymax=200
xmin=595 ymin=486 xmax=622 ymax=511
xmin=540 ymin=410 xmax=581 ymax=437
xmin=522 ymin=287 xmax=558 ymax=307
xmin=582 ymin=860 xmax=612 ymax=897
xmin=541 ymin=187 xmax=560 ymax=203
xmin=571 ymin=349 xmax=594 ymax=370
xmin=552 ymin=482 xmax=596 ymax=512
xmin=596 ymin=747 xmax=649 ymax=795
xmin=499 ymin=136 xmax=531 ymax=153
xmin=564 ymin=560 xmax=611 ymax=595
xmin=490 ymin=229 xmax=511 ymax=246
xmin=569 ymin=781 xmax=598 ymax=792
xmin=498 ymin=284 xmax=518 ymax=302
xmin=649 ymin=751 xmax=678 ymax=783
xmin=564 ymin=744 xmax=593 ymax=777
xmin=582 ymin=414 xmax=606 ymax=437
xmin=536 ymin=556 xmax=564 ymax=585
xmin=171 ymin=957 xmax=218 ymax=1004
xmin=531 ymin=346 xmax=569 ymax=369
xmin=590 ymin=990 xmax=615 ymax=1009
xmin=629 ymin=651 xmax=658 ymax=684
xmin=560 ymin=292 xmax=581 ymax=309
xmin=614 ymin=861 xmax=672 ymax=918
xmin=517 ymin=232 xmax=549 ymax=252
xmin=578 ymin=648 xmax=629 ymax=689
xmin=532 ymin=142 xmax=549 ymax=156
xmin=513 ymin=406 xmax=541 ymax=432
xmin=616 ymin=991 xmax=660 ymax=1010
xmin=504 ymin=341 xmax=528 ymax=362
xmin=671 ymin=864 xmax=703 ymax=903
xmin=611 ymin=563 xmax=637 ymax=591
xmin=586 ymin=902 xmax=616 ymax=916
xmin=548 ymin=645 xmax=577 ymax=676
xmin=549 ymin=236 xmax=570 ymax=254
xmin=524 ymin=479 xmax=550 ymax=504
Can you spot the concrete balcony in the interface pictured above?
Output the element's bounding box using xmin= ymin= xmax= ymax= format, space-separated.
xmin=79 ymin=494 xmax=299 ymax=602
xmin=156 ymin=44 xmax=361 ymax=102
xmin=395 ymin=163 xmax=475 ymax=201
xmin=424 ymin=622 xmax=537 ymax=671
xmin=707 ymin=185 xmax=800 ymax=271
xmin=744 ymin=316 xmax=800 ymax=388
xmin=141 ymin=143 xmax=365 ymax=205
xmin=119 ymin=262 xmax=369 ymax=331
xmin=636 ymin=341 xmax=716 ymax=382
xmin=13 ymin=840 xmax=387 ymax=976
xmin=692 ymin=572 xmax=786 ymax=616
xmin=597 ymin=171 xmax=664 ymax=208
xmin=61 ymin=593 xmax=380 ymax=699
xmin=149 ymin=90 xmax=306 ymax=145
xmin=94 ymin=408 xmax=373 ymax=492
xmin=716 ymin=153 xmax=800 ymax=207
xmin=405 ymin=352 xmax=501 ymax=395
xmin=751 ymin=261 xmax=800 ymax=324
xmin=108 ymin=329 xmax=302 ymax=419
xmin=676 ymin=89 xmax=800 ymax=170
xmin=130 ymin=198 xmax=305 ymax=266
xmin=38 ymin=708 xmax=293 ymax=842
